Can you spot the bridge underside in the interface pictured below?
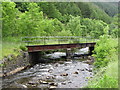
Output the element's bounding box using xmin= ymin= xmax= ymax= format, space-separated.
xmin=27 ymin=43 xmax=96 ymax=65
xmin=27 ymin=42 xmax=96 ymax=52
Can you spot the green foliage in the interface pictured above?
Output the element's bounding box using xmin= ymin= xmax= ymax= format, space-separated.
xmin=55 ymin=2 xmax=81 ymax=17
xmin=19 ymin=45 xmax=27 ymax=51
xmin=89 ymin=75 xmax=118 ymax=88
xmin=90 ymin=4 xmax=112 ymax=24
xmin=67 ymin=16 xmax=83 ymax=36
xmin=2 ymin=2 xmax=116 ymax=39
xmin=15 ymin=2 xmax=29 ymax=12
xmin=37 ymin=2 xmax=63 ymax=21
xmin=2 ymin=2 xmax=20 ymax=37
xmin=2 ymin=2 xmax=117 ymax=44
xmin=81 ymin=18 xmax=109 ymax=38
xmin=57 ymin=29 xmax=72 ymax=36
xmin=2 ymin=42 xmax=21 ymax=59
xmin=109 ymin=15 xmax=118 ymax=37
xmin=88 ymin=60 xmax=118 ymax=88
xmin=93 ymin=35 xmax=118 ymax=68
xmin=94 ymin=2 xmax=118 ymax=17
xmin=18 ymin=3 xmax=45 ymax=36
xmin=76 ymin=2 xmax=112 ymax=23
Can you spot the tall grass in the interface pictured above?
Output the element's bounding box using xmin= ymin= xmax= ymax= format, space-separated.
xmin=1 ymin=37 xmax=25 ymax=60
xmin=88 ymin=53 xmax=118 ymax=88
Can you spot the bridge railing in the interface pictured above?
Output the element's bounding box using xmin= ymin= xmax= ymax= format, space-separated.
xmin=21 ymin=36 xmax=97 ymax=45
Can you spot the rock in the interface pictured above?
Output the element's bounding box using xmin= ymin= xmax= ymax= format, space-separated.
xmin=7 ymin=55 xmax=12 ymax=61
xmin=60 ymin=73 xmax=68 ymax=76
xmin=68 ymin=81 xmax=72 ymax=83
xmin=46 ymin=76 xmax=55 ymax=79
xmin=23 ymin=52 xmax=28 ymax=58
xmin=49 ymin=86 xmax=57 ymax=88
xmin=55 ymin=76 xmax=65 ymax=82
xmin=61 ymin=82 xmax=66 ymax=85
xmin=65 ymin=69 xmax=69 ymax=71
xmin=3 ymin=58 xmax=8 ymax=62
xmin=90 ymin=73 xmax=93 ymax=75
xmin=39 ymin=80 xmax=48 ymax=84
xmin=81 ymin=69 xmax=85 ymax=71
xmin=85 ymin=68 xmax=89 ymax=71
xmin=14 ymin=84 xmax=28 ymax=88
xmin=59 ymin=61 xmax=64 ymax=64
xmin=88 ymin=69 xmax=92 ymax=72
xmin=10 ymin=54 xmax=15 ymax=58
xmin=52 ymin=76 xmax=55 ymax=79
xmin=31 ymin=85 xmax=37 ymax=87
xmin=88 ymin=56 xmax=94 ymax=60
xmin=55 ymin=63 xmax=59 ymax=67
xmin=46 ymin=76 xmax=50 ymax=79
xmin=48 ymin=69 xmax=53 ymax=73
xmin=22 ymin=85 xmax=27 ymax=88
xmin=49 ymin=82 xmax=58 ymax=86
xmin=28 ymin=81 xmax=38 ymax=85
xmin=85 ymin=68 xmax=92 ymax=72
xmin=73 ymin=71 xmax=79 ymax=74
xmin=53 ymin=75 xmax=57 ymax=76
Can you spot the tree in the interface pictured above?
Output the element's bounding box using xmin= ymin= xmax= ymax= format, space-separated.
xmin=67 ymin=16 xmax=83 ymax=36
xmin=2 ymin=2 xmax=20 ymax=37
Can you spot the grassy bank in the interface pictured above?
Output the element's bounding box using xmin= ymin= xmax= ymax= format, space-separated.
xmin=2 ymin=42 xmax=21 ymax=59
xmin=88 ymin=60 xmax=118 ymax=88
xmin=1 ymin=37 xmax=27 ymax=60
xmin=87 ymin=36 xmax=118 ymax=88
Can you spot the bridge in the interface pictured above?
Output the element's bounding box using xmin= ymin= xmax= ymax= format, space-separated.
xmin=22 ymin=36 xmax=96 ymax=65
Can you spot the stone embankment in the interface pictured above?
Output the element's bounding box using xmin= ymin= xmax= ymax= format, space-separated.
xmin=0 ymin=51 xmax=30 ymax=77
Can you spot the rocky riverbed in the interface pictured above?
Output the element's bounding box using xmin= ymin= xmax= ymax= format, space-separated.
xmin=2 ymin=59 xmax=94 ymax=88
xmin=2 ymin=47 xmax=94 ymax=89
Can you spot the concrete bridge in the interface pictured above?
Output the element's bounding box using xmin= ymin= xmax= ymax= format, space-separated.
xmin=23 ymin=36 xmax=96 ymax=65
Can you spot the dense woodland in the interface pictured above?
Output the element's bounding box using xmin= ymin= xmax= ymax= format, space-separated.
xmin=2 ymin=2 xmax=118 ymax=88
xmin=2 ymin=2 xmax=118 ymax=38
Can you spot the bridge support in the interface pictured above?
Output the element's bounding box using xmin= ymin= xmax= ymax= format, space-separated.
xmin=28 ymin=52 xmax=45 ymax=65
xmin=66 ymin=48 xmax=74 ymax=60
xmin=29 ymin=52 xmax=40 ymax=65
xmin=89 ymin=46 xmax=94 ymax=55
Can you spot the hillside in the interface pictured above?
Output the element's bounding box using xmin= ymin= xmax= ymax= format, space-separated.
xmin=94 ymin=2 xmax=118 ymax=17
xmin=15 ymin=2 xmax=116 ymax=23
xmin=2 ymin=2 xmax=118 ymax=38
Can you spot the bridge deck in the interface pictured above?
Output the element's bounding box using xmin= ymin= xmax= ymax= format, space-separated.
xmin=27 ymin=42 xmax=96 ymax=52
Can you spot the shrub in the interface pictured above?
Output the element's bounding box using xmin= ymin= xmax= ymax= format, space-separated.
xmin=93 ymin=35 xmax=118 ymax=68
xmin=19 ymin=45 xmax=27 ymax=51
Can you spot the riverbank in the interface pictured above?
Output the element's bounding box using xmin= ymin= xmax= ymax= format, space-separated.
xmin=1 ymin=51 xmax=30 ymax=77
xmin=87 ymin=37 xmax=118 ymax=88
xmin=87 ymin=55 xmax=118 ymax=88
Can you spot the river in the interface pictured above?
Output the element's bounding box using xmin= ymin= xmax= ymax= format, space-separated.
xmin=2 ymin=47 xmax=94 ymax=89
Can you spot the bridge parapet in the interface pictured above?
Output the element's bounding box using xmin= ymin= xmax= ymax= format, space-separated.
xmin=22 ymin=36 xmax=97 ymax=45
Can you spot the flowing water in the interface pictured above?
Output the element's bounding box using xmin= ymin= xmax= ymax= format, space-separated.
xmin=2 ymin=47 xmax=94 ymax=89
